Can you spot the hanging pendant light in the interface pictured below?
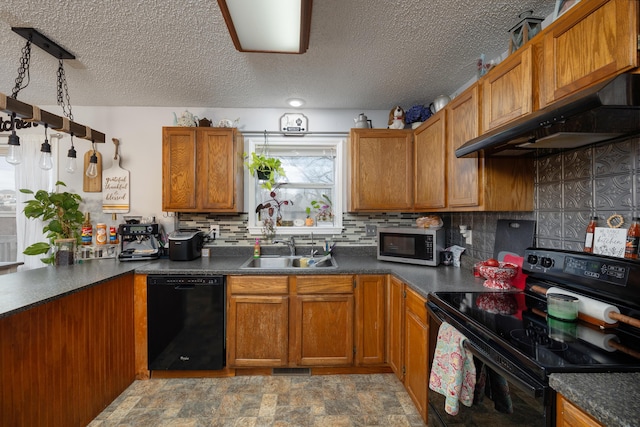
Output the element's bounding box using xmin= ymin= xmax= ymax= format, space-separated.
xmin=65 ymin=133 xmax=77 ymax=173
xmin=85 ymin=141 xmax=98 ymax=178
xmin=6 ymin=113 xmax=22 ymax=165
xmin=38 ymin=124 xmax=53 ymax=170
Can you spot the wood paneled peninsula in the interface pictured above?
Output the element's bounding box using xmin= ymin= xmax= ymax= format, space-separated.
xmin=1 ymin=251 xmax=639 ymax=427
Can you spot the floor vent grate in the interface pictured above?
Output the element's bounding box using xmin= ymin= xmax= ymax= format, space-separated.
xmin=272 ymin=368 xmax=311 ymax=376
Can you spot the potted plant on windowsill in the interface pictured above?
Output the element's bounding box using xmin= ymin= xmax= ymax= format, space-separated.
xmin=255 ymin=184 xmax=293 ymax=240
xmin=307 ymin=194 xmax=334 ymax=226
xmin=19 ymin=181 xmax=84 ymax=265
xmin=244 ymin=152 xmax=286 ymax=190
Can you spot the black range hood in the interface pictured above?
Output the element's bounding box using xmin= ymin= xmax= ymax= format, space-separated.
xmin=456 ymin=73 xmax=640 ymax=158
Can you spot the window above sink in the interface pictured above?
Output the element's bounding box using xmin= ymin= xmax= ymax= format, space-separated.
xmin=245 ymin=136 xmax=345 ymax=237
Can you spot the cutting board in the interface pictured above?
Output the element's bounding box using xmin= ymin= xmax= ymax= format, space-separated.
xmin=102 ymin=138 xmax=130 ymax=213
xmin=83 ymin=149 xmax=102 ymax=192
xmin=493 ymin=219 xmax=536 ymax=259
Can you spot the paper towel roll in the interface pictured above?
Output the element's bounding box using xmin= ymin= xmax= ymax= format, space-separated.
xmin=577 ymin=325 xmax=619 ymax=352
xmin=546 ymin=287 xmax=620 ymax=324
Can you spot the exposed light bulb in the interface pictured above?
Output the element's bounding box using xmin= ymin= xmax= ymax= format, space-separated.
xmin=6 ymin=138 xmax=22 ymax=165
xmin=66 ymin=146 xmax=77 ymax=173
xmin=6 ymin=115 xmax=21 ymax=165
xmin=39 ymin=151 xmax=53 ymax=170
xmin=85 ymin=152 xmax=98 ymax=178
xmin=39 ymin=138 xmax=53 ymax=170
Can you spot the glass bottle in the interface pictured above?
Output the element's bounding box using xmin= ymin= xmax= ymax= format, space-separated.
xmin=624 ymin=217 xmax=640 ymax=259
xmin=584 ymin=216 xmax=598 ymax=253
xmin=81 ymin=212 xmax=93 ymax=246
xmin=109 ymin=213 xmax=120 ymax=245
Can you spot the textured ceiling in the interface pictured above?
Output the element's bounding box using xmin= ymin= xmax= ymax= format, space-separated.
xmin=0 ymin=0 xmax=556 ymax=110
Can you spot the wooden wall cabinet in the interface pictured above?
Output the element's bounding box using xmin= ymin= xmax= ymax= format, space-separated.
xmin=481 ymin=45 xmax=534 ymax=132
xmin=387 ymin=276 xmax=429 ymax=423
xmin=445 ymin=84 xmax=534 ymax=211
xmin=446 ymin=84 xmax=482 ymax=208
xmin=541 ymin=0 xmax=638 ymax=108
xmin=414 ymin=110 xmax=446 ymax=210
xmin=556 ymin=394 xmax=604 ymax=427
xmin=348 ymin=129 xmax=414 ymax=212
xmin=162 ymin=127 xmax=244 ymax=212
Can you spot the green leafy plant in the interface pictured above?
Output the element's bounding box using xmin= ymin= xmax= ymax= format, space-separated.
xmin=307 ymin=194 xmax=334 ymax=222
xmin=20 ymin=181 xmax=84 ymax=265
xmin=244 ymin=152 xmax=286 ymax=190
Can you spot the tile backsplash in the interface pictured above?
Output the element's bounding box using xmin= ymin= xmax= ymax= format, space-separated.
xmin=179 ymin=136 xmax=639 ymax=264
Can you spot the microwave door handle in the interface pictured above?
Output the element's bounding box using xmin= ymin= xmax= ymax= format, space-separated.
xmin=462 ymin=339 xmax=543 ymax=398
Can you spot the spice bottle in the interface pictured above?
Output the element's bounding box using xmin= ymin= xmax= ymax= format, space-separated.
xmin=95 ymin=223 xmax=107 ymax=245
xmin=584 ymin=216 xmax=598 ymax=253
xmin=253 ymin=238 xmax=261 ymax=258
xmin=109 ymin=213 xmax=120 ymax=245
xmin=624 ymin=217 xmax=640 ymax=259
xmin=81 ymin=212 xmax=93 ymax=246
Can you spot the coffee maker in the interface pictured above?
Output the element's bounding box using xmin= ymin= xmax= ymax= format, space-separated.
xmin=118 ymin=223 xmax=162 ymax=261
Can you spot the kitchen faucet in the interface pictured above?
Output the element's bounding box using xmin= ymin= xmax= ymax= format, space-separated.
xmin=273 ymin=236 xmax=296 ymax=256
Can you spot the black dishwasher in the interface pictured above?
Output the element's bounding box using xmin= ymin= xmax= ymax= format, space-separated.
xmin=147 ymin=275 xmax=225 ymax=370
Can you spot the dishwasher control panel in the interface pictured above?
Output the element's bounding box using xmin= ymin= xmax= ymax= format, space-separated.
xmin=148 ymin=275 xmax=224 ymax=286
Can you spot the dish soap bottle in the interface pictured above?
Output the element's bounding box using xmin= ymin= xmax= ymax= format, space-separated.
xmin=253 ymin=238 xmax=261 ymax=258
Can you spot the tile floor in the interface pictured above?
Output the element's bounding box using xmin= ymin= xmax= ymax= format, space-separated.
xmin=89 ymin=373 xmax=427 ymax=427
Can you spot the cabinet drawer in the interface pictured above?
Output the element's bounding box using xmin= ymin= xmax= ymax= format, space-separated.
xmin=405 ymin=288 xmax=427 ymax=324
xmin=296 ymin=275 xmax=354 ymax=294
xmin=228 ymin=276 xmax=289 ymax=294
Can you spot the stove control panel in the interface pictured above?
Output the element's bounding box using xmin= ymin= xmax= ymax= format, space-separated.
xmin=524 ymin=248 xmax=637 ymax=288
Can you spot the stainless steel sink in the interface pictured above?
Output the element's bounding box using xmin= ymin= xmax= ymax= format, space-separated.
xmin=240 ymin=255 xmax=337 ymax=269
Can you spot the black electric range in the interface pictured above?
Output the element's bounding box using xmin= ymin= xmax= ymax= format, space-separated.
xmin=427 ymin=249 xmax=640 ymax=426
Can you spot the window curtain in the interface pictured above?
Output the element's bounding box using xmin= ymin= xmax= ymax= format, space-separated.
xmin=15 ymin=134 xmax=58 ymax=271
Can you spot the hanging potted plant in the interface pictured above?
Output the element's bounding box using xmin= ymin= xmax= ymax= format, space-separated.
xmin=19 ymin=181 xmax=84 ymax=265
xmin=244 ymin=152 xmax=286 ymax=190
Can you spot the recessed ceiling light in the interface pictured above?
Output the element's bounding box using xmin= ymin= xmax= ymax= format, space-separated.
xmin=287 ymin=98 xmax=305 ymax=107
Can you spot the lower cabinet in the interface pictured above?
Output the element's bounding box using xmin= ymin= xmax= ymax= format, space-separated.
xmin=387 ymin=275 xmax=429 ymax=424
xmin=227 ymin=276 xmax=289 ymax=367
xmin=355 ymin=274 xmax=386 ymax=366
xmin=227 ymin=274 xmax=356 ymax=368
xmin=556 ymin=394 xmax=604 ymax=427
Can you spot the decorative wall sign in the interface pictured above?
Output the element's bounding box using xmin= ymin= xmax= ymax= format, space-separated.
xmin=102 ymin=139 xmax=130 ymax=213
xmin=280 ymin=113 xmax=308 ymax=134
xmin=593 ymin=227 xmax=627 ymax=258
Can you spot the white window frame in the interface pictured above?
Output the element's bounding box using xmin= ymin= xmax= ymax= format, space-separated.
xmin=245 ymin=136 xmax=344 ymax=236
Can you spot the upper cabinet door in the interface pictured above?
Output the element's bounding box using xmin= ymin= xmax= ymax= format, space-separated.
xmin=413 ymin=112 xmax=446 ymax=210
xmin=481 ymin=45 xmax=534 ymax=132
xmin=198 ymin=128 xmax=244 ymax=212
xmin=541 ymin=0 xmax=638 ymax=107
xmin=446 ymin=85 xmax=480 ymax=208
xmin=348 ymin=129 xmax=413 ymax=212
xmin=162 ymin=128 xmax=197 ymax=211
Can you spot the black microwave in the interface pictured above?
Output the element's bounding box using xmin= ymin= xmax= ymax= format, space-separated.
xmin=377 ymin=227 xmax=445 ymax=266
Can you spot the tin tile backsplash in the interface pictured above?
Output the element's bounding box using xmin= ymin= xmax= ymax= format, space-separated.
xmin=179 ymin=136 xmax=639 ymax=264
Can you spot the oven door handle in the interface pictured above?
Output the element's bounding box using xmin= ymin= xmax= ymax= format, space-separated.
xmin=462 ymin=339 xmax=543 ymax=398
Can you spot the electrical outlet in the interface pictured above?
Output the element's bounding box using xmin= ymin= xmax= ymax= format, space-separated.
xmin=365 ymin=224 xmax=377 ymax=237
xmin=209 ymin=224 xmax=220 ymax=239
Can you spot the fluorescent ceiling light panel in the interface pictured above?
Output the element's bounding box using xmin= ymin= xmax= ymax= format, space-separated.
xmin=218 ymin=0 xmax=312 ymax=53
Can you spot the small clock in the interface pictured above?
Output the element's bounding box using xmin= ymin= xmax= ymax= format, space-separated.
xmin=280 ymin=113 xmax=308 ymax=134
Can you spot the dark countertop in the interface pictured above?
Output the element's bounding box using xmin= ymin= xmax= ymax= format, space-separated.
xmin=2 ymin=248 xmax=637 ymax=426
xmin=550 ymin=372 xmax=640 ymax=427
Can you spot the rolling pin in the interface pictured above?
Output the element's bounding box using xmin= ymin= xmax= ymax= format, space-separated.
xmin=532 ymin=307 xmax=640 ymax=359
xmin=530 ymin=285 xmax=640 ymax=329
